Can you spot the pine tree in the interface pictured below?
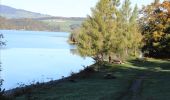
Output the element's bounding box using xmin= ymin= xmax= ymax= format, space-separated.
xmin=114 ymin=0 xmax=142 ymax=60
xmin=77 ymin=0 xmax=119 ymax=62
xmin=76 ymin=0 xmax=142 ymax=63
xmin=129 ymin=5 xmax=143 ymax=56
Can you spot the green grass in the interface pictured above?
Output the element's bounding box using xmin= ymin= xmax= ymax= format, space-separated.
xmin=13 ymin=58 xmax=170 ymax=100
xmin=141 ymin=71 xmax=170 ymax=100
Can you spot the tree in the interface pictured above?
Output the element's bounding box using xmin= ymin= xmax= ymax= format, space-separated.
xmin=76 ymin=0 xmax=142 ymax=63
xmin=69 ymin=27 xmax=81 ymax=44
xmin=115 ymin=0 xmax=142 ymax=60
xmin=77 ymin=0 xmax=120 ymax=63
xmin=129 ymin=5 xmax=143 ymax=56
xmin=140 ymin=0 xmax=170 ymax=58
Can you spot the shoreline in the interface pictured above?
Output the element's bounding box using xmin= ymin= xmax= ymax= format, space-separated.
xmin=3 ymin=59 xmax=170 ymax=100
xmin=4 ymin=65 xmax=95 ymax=97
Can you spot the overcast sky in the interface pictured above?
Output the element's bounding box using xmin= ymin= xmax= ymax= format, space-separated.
xmin=1 ymin=0 xmax=164 ymax=17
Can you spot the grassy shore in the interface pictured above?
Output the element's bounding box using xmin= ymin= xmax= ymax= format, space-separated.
xmin=6 ymin=58 xmax=170 ymax=100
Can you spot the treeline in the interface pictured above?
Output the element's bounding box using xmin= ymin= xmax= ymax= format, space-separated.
xmin=70 ymin=0 xmax=170 ymax=62
xmin=33 ymin=17 xmax=85 ymax=21
xmin=0 ymin=16 xmax=60 ymax=31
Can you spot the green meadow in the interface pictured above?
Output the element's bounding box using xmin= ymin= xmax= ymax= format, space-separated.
xmin=13 ymin=58 xmax=170 ymax=100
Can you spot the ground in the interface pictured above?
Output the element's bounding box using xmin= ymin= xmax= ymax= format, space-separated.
xmin=7 ymin=58 xmax=170 ymax=100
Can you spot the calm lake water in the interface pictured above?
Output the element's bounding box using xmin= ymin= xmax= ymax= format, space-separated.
xmin=0 ymin=30 xmax=93 ymax=90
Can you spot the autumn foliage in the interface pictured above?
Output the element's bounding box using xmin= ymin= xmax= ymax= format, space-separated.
xmin=140 ymin=0 xmax=170 ymax=58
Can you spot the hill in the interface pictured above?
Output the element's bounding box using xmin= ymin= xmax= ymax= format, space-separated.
xmin=0 ymin=16 xmax=84 ymax=32
xmin=0 ymin=5 xmax=85 ymax=32
xmin=0 ymin=16 xmax=60 ymax=31
xmin=0 ymin=5 xmax=51 ymax=19
xmin=36 ymin=17 xmax=84 ymax=32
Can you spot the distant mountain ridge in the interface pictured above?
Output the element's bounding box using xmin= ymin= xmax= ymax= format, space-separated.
xmin=0 ymin=5 xmax=85 ymax=32
xmin=0 ymin=5 xmax=51 ymax=19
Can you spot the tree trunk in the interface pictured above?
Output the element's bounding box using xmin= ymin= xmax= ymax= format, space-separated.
xmin=100 ymin=53 xmax=104 ymax=62
xmin=134 ymin=48 xmax=137 ymax=57
xmin=109 ymin=55 xmax=112 ymax=63
xmin=126 ymin=48 xmax=128 ymax=57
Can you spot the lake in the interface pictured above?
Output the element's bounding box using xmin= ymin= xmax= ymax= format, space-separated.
xmin=0 ymin=30 xmax=93 ymax=90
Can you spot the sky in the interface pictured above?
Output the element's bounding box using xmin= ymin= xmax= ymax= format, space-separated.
xmin=0 ymin=0 xmax=164 ymax=17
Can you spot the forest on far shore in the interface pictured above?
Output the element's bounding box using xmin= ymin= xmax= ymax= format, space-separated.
xmin=0 ymin=16 xmax=83 ymax=32
xmin=0 ymin=16 xmax=60 ymax=31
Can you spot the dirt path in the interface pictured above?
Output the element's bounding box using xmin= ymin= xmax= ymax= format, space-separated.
xmin=117 ymin=74 xmax=146 ymax=100
xmin=130 ymin=75 xmax=146 ymax=100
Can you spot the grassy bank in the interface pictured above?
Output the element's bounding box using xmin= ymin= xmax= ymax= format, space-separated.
xmin=6 ymin=58 xmax=170 ymax=100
